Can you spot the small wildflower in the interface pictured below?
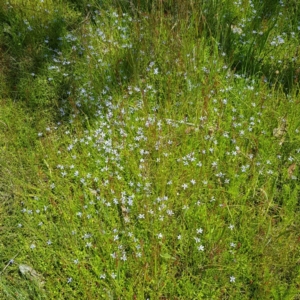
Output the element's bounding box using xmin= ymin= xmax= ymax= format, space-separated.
xmin=194 ymin=237 xmax=201 ymax=243
xmin=228 ymin=224 xmax=235 ymax=230
xmin=182 ymin=183 xmax=188 ymax=190
xmin=198 ymin=245 xmax=205 ymax=251
xmin=157 ymin=233 xmax=163 ymax=239
xmin=197 ymin=228 xmax=203 ymax=234
xmin=166 ymin=209 xmax=174 ymax=216
xmin=230 ymin=276 xmax=236 ymax=283
xmin=120 ymin=253 xmax=127 ymax=261
xmin=211 ymin=161 xmax=218 ymax=168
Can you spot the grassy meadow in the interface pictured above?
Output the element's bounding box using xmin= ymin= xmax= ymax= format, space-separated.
xmin=1 ymin=0 xmax=300 ymax=299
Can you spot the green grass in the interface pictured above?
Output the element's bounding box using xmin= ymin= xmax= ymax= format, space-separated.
xmin=1 ymin=0 xmax=300 ymax=299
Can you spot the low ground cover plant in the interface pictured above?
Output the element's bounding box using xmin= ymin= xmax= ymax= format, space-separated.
xmin=0 ymin=0 xmax=300 ymax=299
